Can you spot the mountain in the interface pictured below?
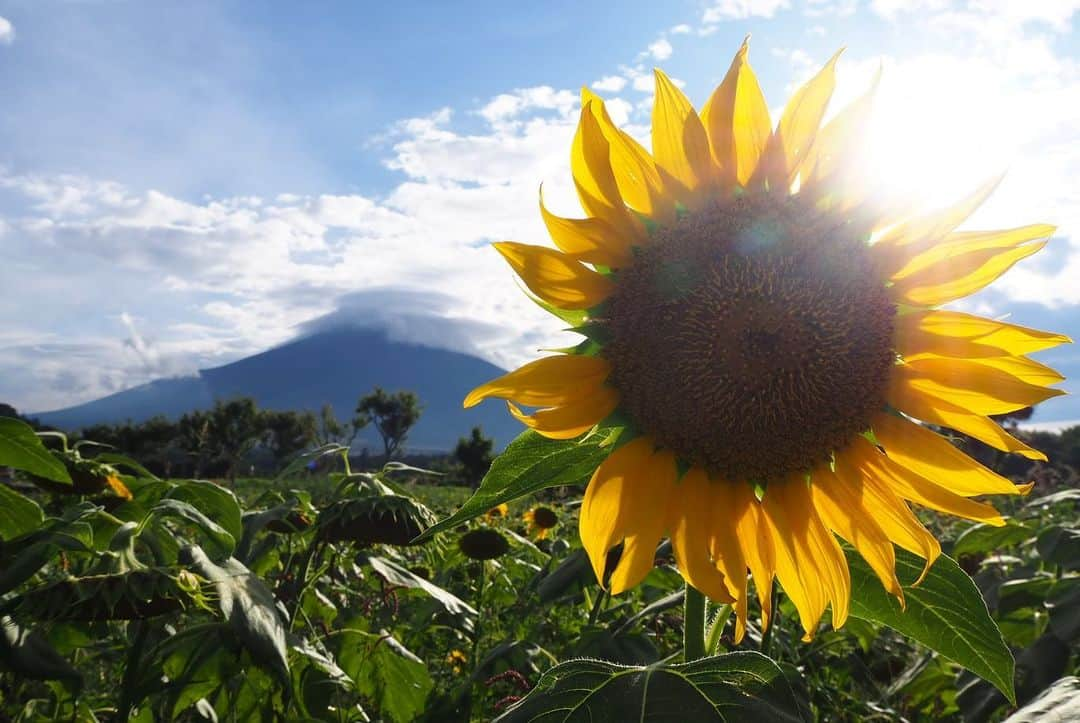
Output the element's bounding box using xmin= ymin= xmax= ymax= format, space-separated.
xmin=32 ymin=328 xmax=524 ymax=451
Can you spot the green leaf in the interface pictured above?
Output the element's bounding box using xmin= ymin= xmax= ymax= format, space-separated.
xmin=1036 ymin=527 xmax=1080 ymax=570
xmin=1003 ymin=676 xmax=1080 ymax=722
xmin=952 ymin=522 xmax=1033 ymax=558
xmin=335 ymin=628 xmax=432 ymax=723
xmin=153 ymin=499 xmax=236 ymax=559
xmin=1046 ymin=577 xmax=1080 ymax=642
xmin=166 ymin=480 xmax=244 ymax=543
xmin=0 ymin=484 xmax=44 ymax=541
xmin=0 ymin=418 xmax=71 ymax=484
xmin=495 ymin=651 xmax=805 ymax=722
xmin=179 ymin=546 xmax=290 ymax=689
xmin=92 ymin=452 xmax=161 ymax=481
xmin=0 ymin=616 xmax=82 ymax=691
xmin=846 ymin=547 xmax=1015 ymax=703
xmin=360 ymin=554 xmax=476 ymax=628
xmin=416 ymin=429 xmax=616 ymax=541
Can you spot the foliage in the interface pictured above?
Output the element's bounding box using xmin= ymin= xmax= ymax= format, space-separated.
xmin=1 ymin=419 xmax=1079 ymax=721
xmin=454 ymin=426 xmax=494 ymax=488
xmin=354 ymin=387 xmax=424 ymax=460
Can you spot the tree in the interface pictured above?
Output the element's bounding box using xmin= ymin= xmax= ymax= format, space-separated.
xmin=454 ymin=426 xmax=494 ymax=487
xmin=263 ymin=409 xmax=317 ymax=466
xmin=316 ymin=403 xmax=344 ymax=445
xmin=354 ymin=387 xmax=423 ymax=460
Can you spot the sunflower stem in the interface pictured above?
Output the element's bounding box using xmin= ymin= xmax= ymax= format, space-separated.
xmin=470 ymin=561 xmax=486 ymax=665
xmin=683 ymin=584 xmax=706 ymax=661
xmin=705 ymin=603 xmax=732 ymax=655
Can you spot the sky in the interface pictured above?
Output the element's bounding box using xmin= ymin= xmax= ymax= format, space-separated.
xmin=1 ymin=0 xmax=1079 ymax=424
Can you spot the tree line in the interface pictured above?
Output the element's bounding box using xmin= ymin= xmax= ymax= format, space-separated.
xmin=0 ymin=388 xmax=494 ymax=485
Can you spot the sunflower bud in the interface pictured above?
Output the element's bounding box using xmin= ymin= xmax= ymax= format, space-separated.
xmin=316 ymin=495 xmax=437 ymax=546
xmin=458 ymin=528 xmax=510 ymax=561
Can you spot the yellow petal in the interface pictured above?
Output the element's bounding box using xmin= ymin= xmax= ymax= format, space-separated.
xmin=801 ymin=66 xmax=879 ymax=187
xmin=668 ymin=468 xmax=736 ymax=604
xmin=848 ymin=436 xmax=1005 ymax=525
xmin=572 ymin=97 xmax=627 ymax=225
xmin=580 ymin=438 xmax=676 ymax=593
xmin=730 ymin=481 xmax=775 ymax=634
xmin=493 ymin=241 xmax=614 ymax=309
xmin=106 ymin=475 xmax=133 ymax=501
xmin=834 ymin=448 xmax=941 ymax=582
xmin=890 ymin=240 xmax=1048 ymax=307
xmin=895 ymin=358 xmax=1064 ymax=416
xmin=507 ymin=385 xmax=619 ymax=440
xmin=583 ymin=91 xmax=674 ymax=224
xmin=753 ymin=50 xmax=842 ymax=189
xmin=875 ymin=176 xmax=1003 ymax=249
xmin=709 ymin=479 xmax=751 ymax=642
xmin=895 ymin=310 xmax=1070 ymax=356
xmin=873 ymin=412 xmax=1030 ymax=497
xmin=464 ymin=354 xmax=609 ymax=409
xmin=760 ymin=480 xmax=829 ymax=640
xmin=892 ymin=224 xmax=1056 ymax=281
xmin=652 ymin=68 xmax=715 ymax=204
xmin=700 ymin=37 xmax=772 ymax=188
xmin=539 ymin=188 xmax=634 ymax=269
xmin=969 ymin=355 xmax=1065 ymax=385
xmin=811 ymin=465 xmax=903 ymax=605
xmin=887 ymin=380 xmax=1046 ymax=460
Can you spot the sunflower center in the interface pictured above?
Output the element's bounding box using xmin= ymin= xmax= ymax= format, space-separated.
xmin=603 ymin=194 xmax=896 ymax=482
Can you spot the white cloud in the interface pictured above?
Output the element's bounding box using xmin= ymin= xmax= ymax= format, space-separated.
xmin=0 ymin=16 xmax=13 ymax=45
xmin=670 ymin=24 xmax=692 ymax=34
xmin=702 ymin=0 xmax=790 ymax=23
xmin=647 ymin=37 xmax=673 ymax=61
xmin=592 ymin=75 xmax=628 ymax=92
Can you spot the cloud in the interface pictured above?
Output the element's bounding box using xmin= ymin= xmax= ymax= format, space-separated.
xmin=592 ymin=75 xmax=628 ymax=92
xmin=702 ymin=0 xmax=790 ymax=23
xmin=647 ymin=37 xmax=673 ymax=61
xmin=0 ymin=16 xmax=13 ymax=45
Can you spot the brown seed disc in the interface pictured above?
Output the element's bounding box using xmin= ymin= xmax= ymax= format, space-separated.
xmin=603 ymin=193 xmax=896 ymax=482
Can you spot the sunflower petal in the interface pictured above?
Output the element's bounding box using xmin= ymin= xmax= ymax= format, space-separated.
xmin=652 ymin=68 xmax=715 ymax=204
xmin=754 ymin=50 xmax=842 ymax=189
xmin=572 ymin=98 xmax=627 ymax=225
xmin=802 ymin=65 xmax=879 ymax=187
xmin=891 ymin=224 xmax=1056 ymax=281
xmin=668 ymin=468 xmax=736 ymax=603
xmin=539 ymin=188 xmax=634 ymax=269
xmin=848 ymin=437 xmax=1005 ymax=525
xmin=834 ymin=448 xmax=941 ymax=582
xmin=464 ymin=354 xmax=610 ymax=408
xmin=895 ymin=358 xmax=1064 ymax=416
xmin=873 ymin=412 xmax=1030 ymax=497
xmin=583 ymin=91 xmax=673 ymax=223
xmin=761 ymin=480 xmax=829 ymax=640
xmin=812 ymin=465 xmax=903 ymax=605
xmin=493 ymin=241 xmax=614 ymax=309
xmin=887 ymin=380 xmax=1047 ymax=461
xmin=895 ymin=310 xmax=1071 ymax=356
xmin=891 ymin=240 xmax=1047 ymax=307
xmin=507 ymin=385 xmax=619 ymax=440
xmin=710 ymin=480 xmax=752 ymax=641
xmin=875 ymin=176 xmax=1003 ymax=249
xmin=580 ymin=438 xmax=677 ymax=593
xmin=969 ymin=355 xmax=1065 ymax=385
xmin=700 ymin=36 xmax=772 ymax=188
xmin=731 ymin=481 xmax=775 ymax=633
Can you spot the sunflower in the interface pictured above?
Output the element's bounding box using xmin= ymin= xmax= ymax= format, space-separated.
xmin=485 ymin=502 xmax=510 ymax=521
xmin=523 ymin=505 xmax=559 ymax=540
xmin=446 ymin=649 xmax=468 ymax=675
xmin=464 ymin=40 xmax=1069 ymax=642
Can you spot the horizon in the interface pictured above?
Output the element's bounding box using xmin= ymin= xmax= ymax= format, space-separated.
xmin=2 ymin=1 xmax=1079 ymax=424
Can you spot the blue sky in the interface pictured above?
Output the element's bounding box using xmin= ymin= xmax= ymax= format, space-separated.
xmin=1 ymin=0 xmax=1079 ymax=425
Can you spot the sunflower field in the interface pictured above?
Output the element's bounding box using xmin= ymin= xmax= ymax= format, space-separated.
xmin=4 ymin=39 xmax=1080 ymax=722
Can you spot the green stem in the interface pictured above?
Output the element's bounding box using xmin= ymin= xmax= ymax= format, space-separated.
xmin=470 ymin=561 xmax=487 ymax=665
xmin=704 ymin=603 xmax=732 ymax=655
xmin=683 ymin=583 xmax=706 ymax=661
xmin=760 ymin=584 xmax=779 ymax=655
xmin=587 ymin=588 xmax=607 ymax=626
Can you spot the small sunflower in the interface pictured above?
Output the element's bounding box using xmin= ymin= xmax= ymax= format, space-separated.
xmin=446 ymin=649 xmax=468 ymax=675
xmin=459 ymin=527 xmax=511 ymax=561
xmin=485 ymin=502 xmax=510 ymax=521
xmin=465 ymin=39 xmax=1069 ymax=641
xmin=523 ymin=505 xmax=559 ymax=540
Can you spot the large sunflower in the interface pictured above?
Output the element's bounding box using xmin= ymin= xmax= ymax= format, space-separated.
xmin=464 ymin=40 xmax=1069 ymax=641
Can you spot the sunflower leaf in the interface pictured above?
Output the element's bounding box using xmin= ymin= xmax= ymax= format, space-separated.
xmin=414 ymin=429 xmax=616 ymax=542
xmin=494 ymin=651 xmax=806 ymax=722
xmin=846 ymin=547 xmax=1015 ymax=703
xmin=0 ymin=418 xmax=72 ymax=484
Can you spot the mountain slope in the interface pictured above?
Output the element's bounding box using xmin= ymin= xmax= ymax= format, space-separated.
xmin=34 ymin=328 xmax=524 ymax=450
